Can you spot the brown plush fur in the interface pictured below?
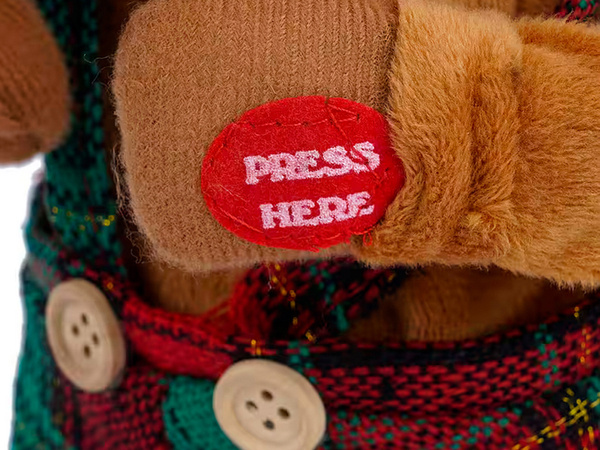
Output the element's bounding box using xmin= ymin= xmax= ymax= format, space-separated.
xmin=113 ymin=0 xmax=592 ymax=278
xmin=438 ymin=0 xmax=519 ymax=14
xmin=137 ymin=263 xmax=246 ymax=315
xmin=356 ymin=0 xmax=522 ymax=266
xmin=358 ymin=1 xmax=600 ymax=288
xmin=349 ymin=266 xmax=585 ymax=341
xmin=0 ymin=0 xmax=70 ymax=163
xmin=102 ymin=0 xmax=589 ymax=340
xmin=0 ymin=0 xmax=588 ymax=345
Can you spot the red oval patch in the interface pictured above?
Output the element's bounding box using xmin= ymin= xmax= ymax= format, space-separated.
xmin=201 ymin=96 xmax=405 ymax=251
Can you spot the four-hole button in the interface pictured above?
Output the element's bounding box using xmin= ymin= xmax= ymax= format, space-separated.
xmin=213 ymin=359 xmax=326 ymax=450
xmin=46 ymin=279 xmax=126 ymax=393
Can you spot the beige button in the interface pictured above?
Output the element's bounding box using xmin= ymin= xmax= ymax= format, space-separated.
xmin=46 ymin=279 xmax=126 ymax=393
xmin=213 ymin=360 xmax=326 ymax=450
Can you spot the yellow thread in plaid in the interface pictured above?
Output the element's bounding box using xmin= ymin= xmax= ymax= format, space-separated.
xmin=250 ymin=339 xmax=262 ymax=356
xmin=512 ymin=392 xmax=600 ymax=449
xmin=271 ymin=264 xmax=305 ymax=333
xmin=580 ymin=325 xmax=592 ymax=365
xmin=49 ymin=207 xmax=117 ymax=227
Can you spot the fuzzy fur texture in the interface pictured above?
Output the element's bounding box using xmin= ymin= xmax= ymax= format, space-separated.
xmin=113 ymin=0 xmax=597 ymax=282
xmin=105 ymin=0 xmax=594 ymax=339
xmin=136 ymin=263 xmax=245 ymax=315
xmin=0 ymin=0 xmax=70 ymax=163
xmin=349 ymin=266 xmax=585 ymax=341
xmin=358 ymin=1 xmax=600 ymax=287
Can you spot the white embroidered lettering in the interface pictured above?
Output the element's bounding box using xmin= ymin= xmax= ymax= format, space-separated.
xmin=244 ymin=155 xmax=271 ymax=185
xmin=320 ymin=146 xmax=357 ymax=177
xmin=269 ymin=153 xmax=298 ymax=183
xmin=351 ymin=142 xmax=380 ymax=170
xmin=290 ymin=199 xmax=320 ymax=226
xmin=293 ymin=150 xmax=321 ymax=180
xmin=260 ymin=203 xmax=293 ymax=229
xmin=317 ymin=196 xmax=350 ymax=224
xmin=243 ymin=141 xmax=378 ymax=185
xmin=259 ymin=191 xmax=374 ymax=230
xmin=347 ymin=191 xmax=374 ymax=218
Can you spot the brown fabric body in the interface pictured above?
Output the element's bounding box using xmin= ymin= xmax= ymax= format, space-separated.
xmin=0 ymin=0 xmax=70 ymax=163
xmin=101 ymin=0 xmax=598 ymax=341
xmin=351 ymin=266 xmax=585 ymax=341
xmin=137 ymin=263 xmax=245 ymax=315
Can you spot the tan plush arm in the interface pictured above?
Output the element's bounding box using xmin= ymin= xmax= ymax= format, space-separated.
xmin=355 ymin=0 xmax=600 ymax=286
xmin=0 ymin=0 xmax=70 ymax=163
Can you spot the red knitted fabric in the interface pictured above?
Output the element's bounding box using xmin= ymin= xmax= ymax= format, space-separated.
xmin=61 ymin=366 xmax=169 ymax=449
xmin=54 ymin=259 xmax=600 ymax=417
xmin=555 ymin=0 xmax=598 ymax=19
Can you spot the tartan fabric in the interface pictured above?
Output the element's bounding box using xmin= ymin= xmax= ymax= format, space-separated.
xmin=12 ymin=0 xmax=600 ymax=449
xmin=555 ymin=0 xmax=598 ymax=19
xmin=62 ymin=367 xmax=169 ymax=450
xmin=33 ymin=0 xmax=122 ymax=270
xmin=12 ymin=271 xmax=69 ymax=450
xmin=19 ymin=248 xmax=600 ymax=449
xmin=163 ymin=377 xmax=237 ymax=450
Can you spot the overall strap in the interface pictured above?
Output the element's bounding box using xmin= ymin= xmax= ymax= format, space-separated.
xmin=33 ymin=0 xmax=121 ymax=269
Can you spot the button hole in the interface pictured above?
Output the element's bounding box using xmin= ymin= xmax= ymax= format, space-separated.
xmin=81 ymin=314 xmax=88 ymax=325
xmin=83 ymin=345 xmax=91 ymax=358
xmin=263 ymin=419 xmax=275 ymax=431
xmin=261 ymin=390 xmax=273 ymax=401
xmin=278 ymin=408 xmax=290 ymax=419
xmin=245 ymin=401 xmax=258 ymax=412
xmin=92 ymin=334 xmax=100 ymax=346
xmin=71 ymin=325 xmax=79 ymax=336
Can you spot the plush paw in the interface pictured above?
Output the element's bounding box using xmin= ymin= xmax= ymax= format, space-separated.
xmin=356 ymin=0 xmax=600 ymax=285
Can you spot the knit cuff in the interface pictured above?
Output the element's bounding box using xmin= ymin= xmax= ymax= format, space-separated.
xmin=356 ymin=0 xmax=600 ymax=285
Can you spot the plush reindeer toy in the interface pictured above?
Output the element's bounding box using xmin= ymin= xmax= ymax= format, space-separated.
xmin=2 ymin=0 xmax=600 ymax=448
